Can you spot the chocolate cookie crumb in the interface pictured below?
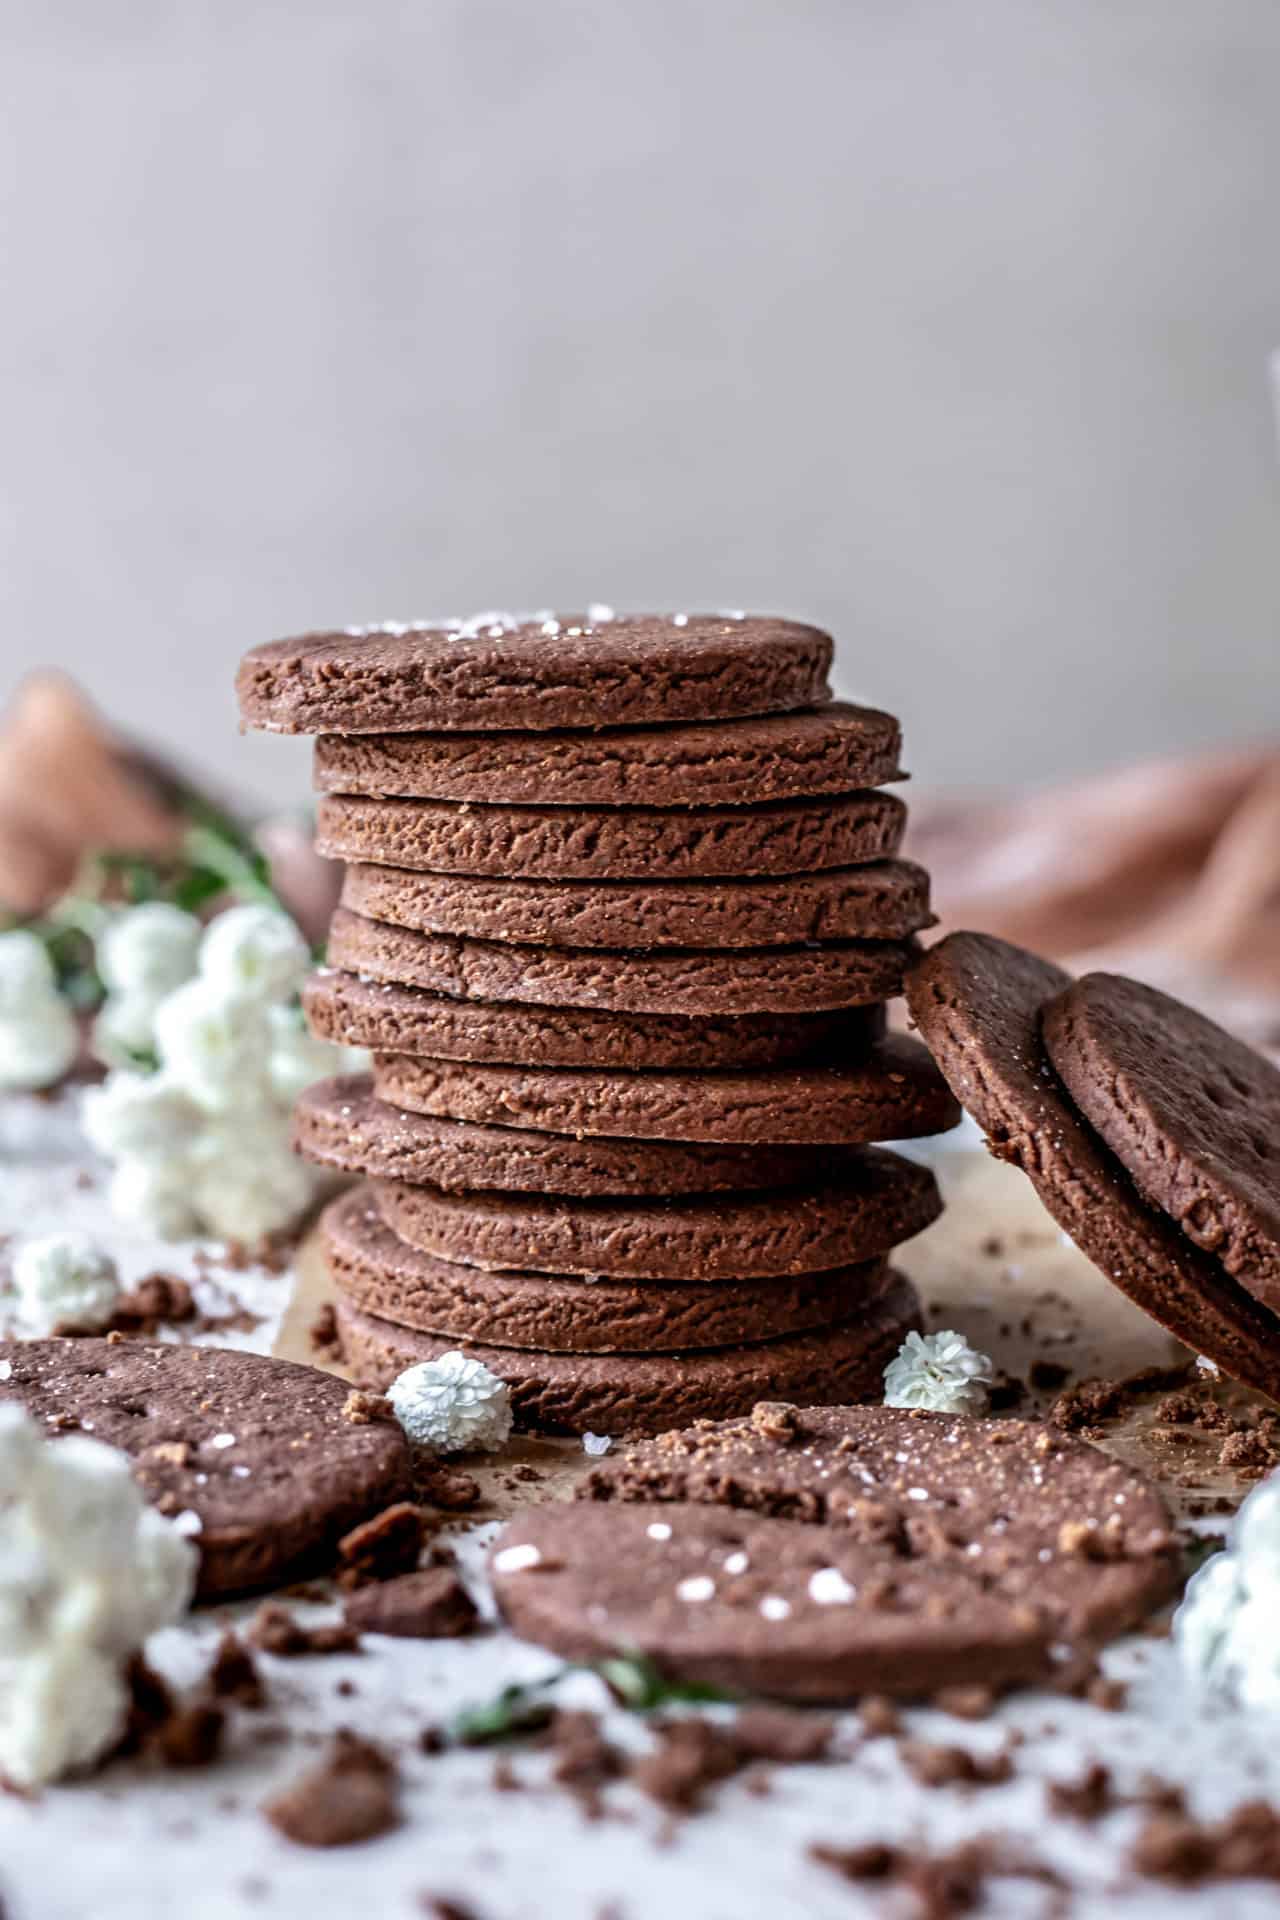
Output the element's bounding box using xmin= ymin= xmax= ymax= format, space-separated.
xmin=343 ymin=1389 xmax=395 ymax=1426
xmin=859 ymin=1697 xmax=903 ymax=1739
xmin=629 ymin=1718 xmax=743 ymax=1813
xmin=546 ymin=1710 xmax=623 ymax=1818
xmin=733 ymin=1707 xmax=834 ymax=1764
xmin=1047 ymin=1762 xmax=1115 ymax=1821
xmin=932 ymin=1686 xmax=995 ymax=1721
xmin=416 ymin=1463 xmax=483 ymax=1511
xmin=899 ymin=1742 xmax=1013 ymax=1790
xmin=336 ymin=1502 xmax=431 ymax=1588
xmin=248 ymin=1604 xmax=360 ymax=1658
xmin=1132 ymin=1801 xmax=1280 ymax=1884
xmin=263 ymin=1731 xmax=398 ymax=1848
xmin=344 ymin=1567 xmax=478 ymax=1640
xmin=310 ymin=1302 xmax=341 ymax=1354
xmin=208 ymin=1633 xmax=266 ymax=1708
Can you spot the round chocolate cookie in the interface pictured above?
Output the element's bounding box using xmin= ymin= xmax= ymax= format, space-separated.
xmin=335 ymin=1271 xmax=923 ymax=1434
xmin=238 ymin=613 xmax=831 ymax=735
xmin=303 ymin=968 xmax=886 ymax=1072
xmin=327 ymin=908 xmax=917 ymax=1017
xmin=1044 ymin=973 xmax=1280 ymax=1313
xmin=316 ymin=789 xmax=907 ymax=882
xmin=313 ymin=701 xmax=903 ymax=809
xmin=323 ymin=1188 xmax=897 ymax=1354
xmin=339 ymin=859 xmax=933 ymax=952
xmin=372 ymin=1151 xmax=940 ymax=1281
xmin=905 ymin=933 xmax=1280 ymax=1401
xmin=374 ymin=1034 xmax=959 ymax=1147
xmin=0 ymin=1339 xmax=412 ymax=1598
xmin=494 ymin=1406 xmax=1177 ymax=1700
xmin=294 ymin=1075 xmax=867 ymax=1197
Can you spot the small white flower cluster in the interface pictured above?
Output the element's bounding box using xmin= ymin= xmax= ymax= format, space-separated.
xmin=0 ymin=1406 xmax=197 ymax=1786
xmin=387 ymin=1352 xmax=513 ymax=1453
xmin=8 ymin=1234 xmax=123 ymax=1336
xmin=83 ymin=903 xmax=360 ymax=1242
xmin=0 ymin=930 xmax=79 ymax=1092
xmin=1175 ymin=1474 xmax=1280 ymax=1709
xmin=883 ymin=1328 xmax=996 ymax=1416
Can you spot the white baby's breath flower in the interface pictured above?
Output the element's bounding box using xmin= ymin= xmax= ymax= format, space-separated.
xmin=883 ymin=1328 xmax=995 ymax=1416
xmin=266 ymin=1003 xmax=345 ymax=1104
xmin=1176 ymin=1472 xmax=1280 ymax=1709
xmin=11 ymin=1234 xmax=122 ymax=1334
xmin=198 ymin=905 xmax=309 ymax=1006
xmin=81 ymin=1072 xmax=204 ymax=1160
xmin=153 ymin=977 xmax=270 ymax=1111
xmin=107 ymin=1158 xmax=201 ymax=1240
xmin=188 ymin=1125 xmax=318 ymax=1241
xmin=98 ymin=903 xmax=201 ymax=1000
xmin=0 ymin=929 xmax=57 ymax=1010
xmin=0 ymin=995 xmax=79 ymax=1092
xmin=92 ymin=990 xmax=164 ymax=1068
xmin=388 ymin=1352 xmax=512 ymax=1453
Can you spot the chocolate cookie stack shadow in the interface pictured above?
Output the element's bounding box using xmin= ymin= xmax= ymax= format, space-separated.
xmin=237 ymin=612 xmax=961 ymax=1434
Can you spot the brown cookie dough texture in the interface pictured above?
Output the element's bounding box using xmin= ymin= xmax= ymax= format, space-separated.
xmin=327 ymin=907 xmax=917 ymax=1017
xmin=322 ymin=1188 xmax=899 ymax=1354
xmin=0 ymin=1339 xmax=412 ymax=1598
xmin=373 ymin=1151 xmax=940 ymax=1281
xmin=313 ymin=701 xmax=903 ymax=808
xmin=237 ymin=613 xmax=832 ymax=734
xmin=492 ymin=1406 xmax=1176 ymax=1700
xmin=335 ymin=1271 xmax=923 ymax=1435
xmin=1043 ymin=972 xmax=1280 ymax=1313
xmin=304 ymin=967 xmax=885 ymax=1072
xmin=316 ymin=790 xmax=908 ymax=883
xmin=294 ymin=1075 xmax=867 ymax=1197
xmin=338 ymin=858 xmax=933 ymax=952
xmin=373 ymin=1033 xmax=959 ymax=1146
xmin=905 ymin=932 xmax=1280 ymax=1401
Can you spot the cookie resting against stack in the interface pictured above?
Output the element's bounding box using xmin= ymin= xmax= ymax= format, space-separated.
xmin=237 ymin=612 xmax=960 ymax=1433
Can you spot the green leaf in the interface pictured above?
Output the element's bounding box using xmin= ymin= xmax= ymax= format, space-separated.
xmin=596 ymin=1652 xmax=736 ymax=1710
xmin=449 ymin=1672 xmax=568 ymax=1745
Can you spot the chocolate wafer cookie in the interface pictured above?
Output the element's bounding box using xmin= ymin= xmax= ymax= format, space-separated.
xmin=294 ymin=1076 xmax=866 ymax=1196
xmin=1044 ymin=972 xmax=1280 ymax=1312
xmin=317 ymin=790 xmax=907 ymax=882
xmin=328 ymin=908 xmax=917 ymax=1017
xmin=373 ymin=1151 xmax=940 ymax=1281
xmin=374 ymin=1034 xmax=959 ymax=1146
xmin=0 ymin=1340 xmax=412 ymax=1598
xmin=335 ymin=1271 xmax=923 ymax=1434
xmin=339 ymin=859 xmax=933 ymax=951
xmin=323 ymin=1189 xmax=897 ymax=1354
xmin=238 ymin=613 xmax=831 ymax=734
xmin=313 ymin=701 xmax=903 ymax=809
xmin=305 ymin=969 xmax=884 ymax=1072
xmin=906 ymin=932 xmax=1280 ymax=1400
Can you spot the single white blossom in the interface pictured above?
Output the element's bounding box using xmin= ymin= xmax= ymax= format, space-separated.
xmin=81 ymin=1072 xmax=204 ymax=1161
xmin=388 ymin=1352 xmax=512 ymax=1453
xmin=98 ymin=904 xmax=201 ymax=1000
xmin=198 ymin=905 xmax=309 ymax=1005
xmin=107 ymin=1158 xmax=202 ymax=1240
xmin=152 ymin=977 xmax=270 ymax=1111
xmin=11 ymin=1234 xmax=122 ymax=1335
xmin=0 ymin=995 xmax=79 ymax=1092
xmin=883 ymin=1328 xmax=995 ymax=1415
xmin=1176 ymin=1473 xmax=1280 ymax=1709
xmin=0 ymin=929 xmax=57 ymax=1010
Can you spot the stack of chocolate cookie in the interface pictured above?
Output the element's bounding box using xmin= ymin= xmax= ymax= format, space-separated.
xmin=237 ymin=613 xmax=961 ymax=1434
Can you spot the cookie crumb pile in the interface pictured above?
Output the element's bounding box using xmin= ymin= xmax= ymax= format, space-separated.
xmin=239 ymin=611 xmax=960 ymax=1432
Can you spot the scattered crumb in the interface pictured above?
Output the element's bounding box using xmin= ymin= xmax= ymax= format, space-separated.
xmin=335 ymin=1503 xmax=432 ymax=1589
xmin=247 ymin=1604 xmax=360 ymax=1658
xmin=344 ymin=1567 xmax=479 ymax=1640
xmin=263 ymin=1731 xmax=398 ymax=1848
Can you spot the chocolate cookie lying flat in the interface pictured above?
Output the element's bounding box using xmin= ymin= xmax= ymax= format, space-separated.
xmin=0 ymin=1340 xmax=412 ymax=1598
xmin=317 ymin=790 xmax=907 ymax=883
xmin=373 ymin=1152 xmax=941 ymax=1281
xmin=328 ymin=908 xmax=917 ymax=1017
xmin=335 ymin=1271 xmax=922 ymax=1434
xmin=305 ymin=968 xmax=884 ymax=1073
xmin=906 ymin=933 xmax=1280 ymax=1400
xmin=323 ymin=1189 xmax=897 ymax=1354
xmin=238 ymin=613 xmax=831 ymax=734
xmin=374 ymin=1034 xmax=959 ymax=1146
xmin=313 ymin=701 xmax=903 ymax=809
xmin=339 ymin=859 xmax=933 ymax=952
xmin=295 ymin=1076 xmax=866 ymax=1197
xmin=1044 ymin=973 xmax=1280 ymax=1313
xmin=493 ymin=1405 xmax=1176 ymax=1700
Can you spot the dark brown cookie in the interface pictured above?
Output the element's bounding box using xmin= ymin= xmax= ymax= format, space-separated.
xmin=313 ymin=701 xmax=903 ymax=808
xmin=304 ymin=967 xmax=885 ymax=1072
xmin=0 ymin=1339 xmax=412 ymax=1598
xmin=339 ymin=859 xmax=934 ymax=952
xmin=335 ymin=1271 xmax=923 ymax=1434
xmin=316 ymin=789 xmax=907 ymax=882
xmin=373 ymin=1151 xmax=941 ymax=1280
xmin=905 ymin=933 xmax=1280 ymax=1401
xmin=294 ymin=1075 xmax=868 ymax=1197
xmin=328 ymin=908 xmax=917 ymax=1017
xmin=493 ymin=1407 xmax=1176 ymax=1700
xmin=373 ymin=1034 xmax=960 ymax=1146
xmin=238 ymin=613 xmax=831 ymax=734
xmin=323 ymin=1188 xmax=898 ymax=1354
xmin=1043 ymin=973 xmax=1280 ymax=1312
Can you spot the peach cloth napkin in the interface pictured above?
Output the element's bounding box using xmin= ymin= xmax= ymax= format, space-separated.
xmin=906 ymin=744 xmax=1280 ymax=1054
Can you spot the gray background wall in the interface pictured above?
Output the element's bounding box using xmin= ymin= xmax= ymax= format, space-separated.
xmin=2 ymin=0 xmax=1278 ymax=811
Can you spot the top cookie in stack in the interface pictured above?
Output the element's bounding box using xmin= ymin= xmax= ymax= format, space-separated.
xmin=238 ymin=612 xmax=960 ymax=1434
